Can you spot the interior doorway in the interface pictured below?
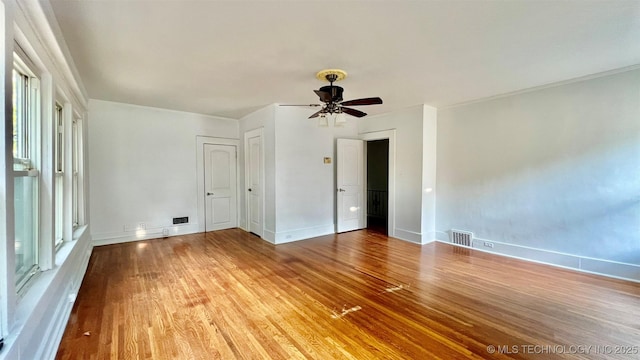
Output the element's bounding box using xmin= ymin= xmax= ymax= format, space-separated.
xmin=244 ymin=128 xmax=264 ymax=237
xmin=204 ymin=144 xmax=237 ymax=231
xmin=366 ymin=139 xmax=389 ymax=235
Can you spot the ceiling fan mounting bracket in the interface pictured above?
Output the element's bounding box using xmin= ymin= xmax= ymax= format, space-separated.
xmin=316 ymin=69 xmax=347 ymax=83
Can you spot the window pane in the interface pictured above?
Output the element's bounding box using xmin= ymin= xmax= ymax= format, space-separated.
xmin=15 ymin=175 xmax=38 ymax=286
xmin=55 ymin=174 xmax=64 ymax=246
xmin=55 ymin=104 xmax=63 ymax=172
xmin=55 ymin=104 xmax=64 ymax=243
xmin=72 ymin=120 xmax=80 ymax=227
xmin=12 ymin=69 xmax=18 ymax=158
xmin=12 ymin=69 xmax=28 ymax=163
xmin=72 ymin=121 xmax=77 ymax=172
xmin=13 ymin=55 xmax=40 ymax=288
xmin=72 ymin=174 xmax=78 ymax=227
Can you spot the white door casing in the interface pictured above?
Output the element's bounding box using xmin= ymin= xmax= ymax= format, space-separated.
xmin=360 ymin=129 xmax=396 ymax=238
xmin=337 ymin=139 xmax=365 ymax=233
xmin=204 ymin=144 xmax=237 ymax=231
xmin=245 ymin=129 xmax=264 ymax=236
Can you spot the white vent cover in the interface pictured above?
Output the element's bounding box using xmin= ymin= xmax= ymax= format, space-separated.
xmin=450 ymin=229 xmax=473 ymax=247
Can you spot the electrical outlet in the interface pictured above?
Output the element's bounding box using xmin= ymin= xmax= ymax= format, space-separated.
xmin=483 ymin=241 xmax=494 ymax=248
xmin=162 ymin=228 xmax=169 ymax=237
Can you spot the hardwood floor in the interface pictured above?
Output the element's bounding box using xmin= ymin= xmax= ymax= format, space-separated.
xmin=56 ymin=229 xmax=640 ymax=359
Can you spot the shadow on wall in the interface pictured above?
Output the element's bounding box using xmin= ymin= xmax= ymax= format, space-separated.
xmin=436 ymin=69 xmax=640 ymax=266
xmin=440 ymin=137 xmax=640 ymax=265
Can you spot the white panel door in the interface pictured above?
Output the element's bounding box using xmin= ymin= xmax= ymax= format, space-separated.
xmin=246 ymin=132 xmax=263 ymax=236
xmin=205 ymin=144 xmax=237 ymax=231
xmin=337 ymin=139 xmax=365 ymax=233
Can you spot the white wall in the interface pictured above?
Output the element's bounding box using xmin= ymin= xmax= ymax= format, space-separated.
xmin=437 ymin=68 xmax=640 ymax=280
xmin=359 ymin=105 xmax=427 ymax=243
xmin=421 ymin=105 xmax=437 ymax=244
xmin=89 ymin=100 xmax=238 ymax=245
xmin=273 ymin=106 xmax=358 ymax=243
xmin=239 ymin=105 xmax=360 ymax=243
xmin=238 ymin=104 xmax=276 ymax=238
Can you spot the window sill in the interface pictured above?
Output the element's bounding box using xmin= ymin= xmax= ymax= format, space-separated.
xmin=72 ymin=224 xmax=87 ymax=241
xmin=2 ymin=226 xmax=89 ymax=359
xmin=55 ymin=225 xmax=87 ymax=266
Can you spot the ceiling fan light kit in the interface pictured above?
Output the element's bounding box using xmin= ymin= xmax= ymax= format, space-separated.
xmin=318 ymin=114 xmax=329 ymax=127
xmin=334 ymin=112 xmax=347 ymax=127
xmin=282 ymin=68 xmax=383 ymax=126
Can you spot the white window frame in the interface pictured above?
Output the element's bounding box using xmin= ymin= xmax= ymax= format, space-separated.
xmin=71 ymin=118 xmax=78 ymax=228
xmin=13 ymin=45 xmax=41 ymax=292
xmin=71 ymin=116 xmax=83 ymax=229
xmin=54 ymin=102 xmax=64 ymax=248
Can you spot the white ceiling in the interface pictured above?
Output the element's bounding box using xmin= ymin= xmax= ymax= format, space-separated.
xmin=49 ymin=1 xmax=640 ymax=119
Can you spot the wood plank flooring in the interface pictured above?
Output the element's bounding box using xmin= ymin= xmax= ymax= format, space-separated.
xmin=56 ymin=229 xmax=640 ymax=359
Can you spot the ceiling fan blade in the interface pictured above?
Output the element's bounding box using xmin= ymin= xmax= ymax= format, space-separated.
xmin=308 ymin=109 xmax=324 ymax=119
xmin=340 ymin=97 xmax=383 ymax=106
xmin=341 ymin=107 xmax=367 ymax=118
xmin=314 ymin=89 xmax=333 ymax=103
xmin=279 ymin=104 xmax=321 ymax=107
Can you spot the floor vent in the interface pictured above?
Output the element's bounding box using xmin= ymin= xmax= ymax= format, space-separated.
xmin=450 ymin=230 xmax=473 ymax=247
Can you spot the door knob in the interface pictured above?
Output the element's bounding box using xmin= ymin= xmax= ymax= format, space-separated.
xmin=248 ymin=188 xmax=252 ymax=192
xmin=338 ymin=188 xmax=345 ymax=192
xmin=207 ymin=192 xmax=214 ymax=196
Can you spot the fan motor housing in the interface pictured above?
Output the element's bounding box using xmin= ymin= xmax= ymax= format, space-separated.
xmin=319 ymin=85 xmax=344 ymax=103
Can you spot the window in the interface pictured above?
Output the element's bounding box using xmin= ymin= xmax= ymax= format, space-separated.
xmin=13 ymin=51 xmax=41 ymax=290
xmin=54 ymin=103 xmax=64 ymax=247
xmin=72 ymin=118 xmax=81 ymax=228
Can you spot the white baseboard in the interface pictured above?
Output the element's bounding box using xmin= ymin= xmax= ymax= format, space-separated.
xmin=43 ymin=232 xmax=93 ymax=359
xmin=274 ymin=224 xmax=335 ymax=244
xmin=437 ymin=236 xmax=640 ymax=283
xmin=92 ymin=223 xmax=200 ymax=246
xmin=37 ymin=282 xmax=74 ymax=359
xmin=393 ymin=228 xmax=422 ymax=244
xmin=578 ymin=257 xmax=640 ymax=282
xmin=421 ymin=231 xmax=437 ymax=245
xmin=262 ymin=229 xmax=276 ymax=244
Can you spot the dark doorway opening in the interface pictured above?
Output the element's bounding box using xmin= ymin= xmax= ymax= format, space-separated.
xmin=366 ymin=139 xmax=389 ymax=235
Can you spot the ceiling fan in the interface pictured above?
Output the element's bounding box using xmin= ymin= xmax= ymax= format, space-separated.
xmin=282 ymin=69 xmax=383 ymax=119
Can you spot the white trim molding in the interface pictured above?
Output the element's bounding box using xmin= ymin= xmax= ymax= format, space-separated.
xmin=92 ymin=223 xmax=200 ymax=247
xmin=195 ymin=136 xmax=240 ymax=234
xmin=393 ymin=228 xmax=422 ymax=244
xmin=262 ymin=229 xmax=276 ymax=244
xmin=359 ymin=129 xmax=396 ymax=239
xmin=437 ymin=236 xmax=640 ymax=283
xmin=243 ymin=128 xmax=266 ymax=239
xmin=273 ymin=224 xmax=335 ymax=244
xmin=1 ymin=229 xmax=92 ymax=360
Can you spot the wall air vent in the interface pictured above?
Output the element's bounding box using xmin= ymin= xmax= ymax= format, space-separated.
xmin=173 ymin=217 xmax=189 ymax=225
xmin=450 ymin=229 xmax=473 ymax=247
